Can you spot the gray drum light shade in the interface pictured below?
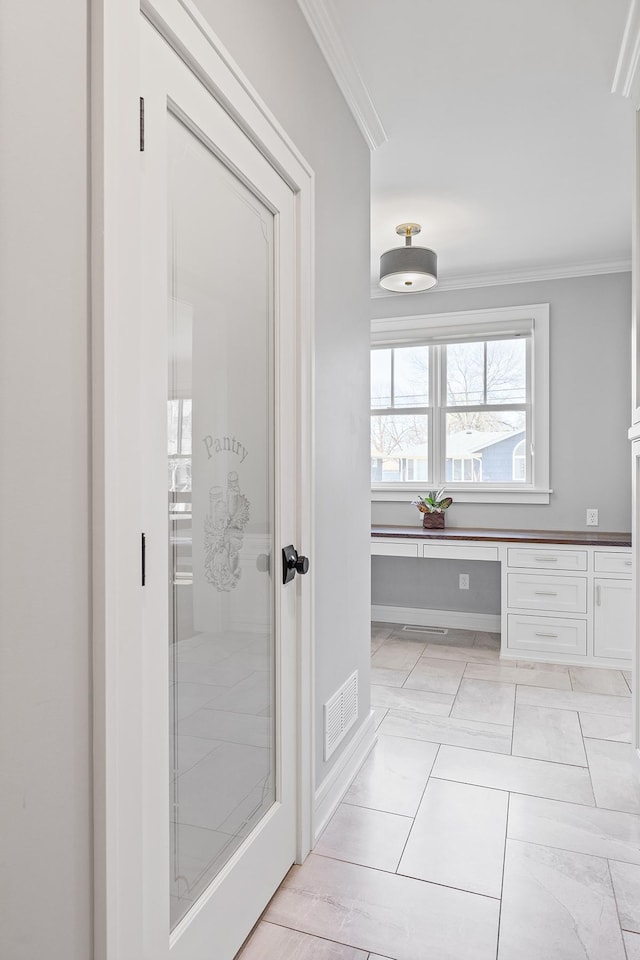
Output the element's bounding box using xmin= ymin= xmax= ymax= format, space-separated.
xmin=379 ymin=223 xmax=437 ymax=292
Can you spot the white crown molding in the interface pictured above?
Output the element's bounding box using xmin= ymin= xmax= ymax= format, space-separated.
xmin=612 ymin=0 xmax=640 ymax=101
xmin=296 ymin=0 xmax=387 ymax=151
xmin=370 ymin=258 xmax=632 ymax=298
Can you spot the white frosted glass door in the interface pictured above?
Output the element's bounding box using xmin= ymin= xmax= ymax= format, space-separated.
xmin=138 ymin=20 xmax=302 ymax=958
xmin=167 ymin=113 xmax=277 ymax=928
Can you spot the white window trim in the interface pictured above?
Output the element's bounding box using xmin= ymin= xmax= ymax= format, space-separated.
xmin=371 ymin=303 xmax=551 ymax=504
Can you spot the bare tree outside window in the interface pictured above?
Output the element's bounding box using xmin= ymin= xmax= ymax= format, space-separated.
xmin=371 ymin=336 xmax=529 ymax=485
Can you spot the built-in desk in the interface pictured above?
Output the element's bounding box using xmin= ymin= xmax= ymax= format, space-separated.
xmin=371 ymin=525 xmax=632 ymax=667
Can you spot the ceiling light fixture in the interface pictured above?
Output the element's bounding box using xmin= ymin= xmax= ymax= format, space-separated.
xmin=379 ymin=223 xmax=437 ymax=292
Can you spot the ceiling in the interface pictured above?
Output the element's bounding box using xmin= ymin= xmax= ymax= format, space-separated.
xmin=299 ymin=0 xmax=636 ymax=292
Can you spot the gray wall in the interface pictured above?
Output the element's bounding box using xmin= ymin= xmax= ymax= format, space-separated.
xmin=372 ymin=272 xmax=632 ymax=615
xmin=1 ymin=7 xmax=371 ymax=957
xmin=198 ymin=0 xmax=371 ymax=785
xmin=0 ymin=2 xmax=92 ymax=959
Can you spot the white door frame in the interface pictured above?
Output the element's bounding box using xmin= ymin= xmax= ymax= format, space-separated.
xmin=91 ymin=2 xmax=315 ymax=957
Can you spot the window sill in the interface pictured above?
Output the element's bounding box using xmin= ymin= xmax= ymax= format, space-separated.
xmin=371 ymin=485 xmax=552 ymax=505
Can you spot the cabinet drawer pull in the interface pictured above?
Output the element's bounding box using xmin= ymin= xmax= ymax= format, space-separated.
xmin=534 ymin=631 xmax=559 ymax=638
xmin=534 ymin=590 xmax=558 ymax=596
xmin=625 ymin=560 xmax=632 ymax=566
xmin=596 ymin=584 xmax=601 ymax=606
xmin=535 ymin=556 xmax=558 ymax=562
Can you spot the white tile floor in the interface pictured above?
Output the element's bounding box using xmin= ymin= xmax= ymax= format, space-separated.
xmin=237 ymin=622 xmax=640 ymax=960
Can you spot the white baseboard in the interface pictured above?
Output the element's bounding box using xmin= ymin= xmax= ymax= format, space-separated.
xmin=371 ymin=604 xmax=500 ymax=633
xmin=313 ymin=711 xmax=377 ymax=845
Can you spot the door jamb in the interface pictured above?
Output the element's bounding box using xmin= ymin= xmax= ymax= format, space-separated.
xmin=91 ymin=2 xmax=315 ymax=957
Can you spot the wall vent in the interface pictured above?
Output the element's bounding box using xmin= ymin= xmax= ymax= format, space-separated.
xmin=402 ymin=625 xmax=448 ymax=635
xmin=324 ymin=670 xmax=358 ymax=760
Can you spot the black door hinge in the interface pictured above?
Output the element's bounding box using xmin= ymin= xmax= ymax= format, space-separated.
xmin=140 ymin=97 xmax=145 ymax=152
xmin=141 ymin=532 xmax=146 ymax=586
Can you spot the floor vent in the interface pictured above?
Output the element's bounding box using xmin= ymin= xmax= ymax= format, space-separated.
xmin=402 ymin=625 xmax=448 ymax=635
xmin=324 ymin=670 xmax=358 ymax=760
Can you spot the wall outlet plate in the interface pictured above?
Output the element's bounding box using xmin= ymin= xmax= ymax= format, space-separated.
xmin=586 ymin=508 xmax=599 ymax=527
xmin=459 ymin=573 xmax=470 ymax=590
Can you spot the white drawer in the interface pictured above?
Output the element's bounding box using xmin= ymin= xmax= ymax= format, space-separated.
xmin=594 ymin=551 xmax=633 ymax=575
xmin=507 ymin=574 xmax=587 ymax=614
xmin=507 ymin=614 xmax=587 ymax=656
xmin=371 ymin=540 xmax=419 ymax=558
xmin=422 ymin=543 xmax=499 ymax=562
xmin=507 ymin=547 xmax=587 ymax=572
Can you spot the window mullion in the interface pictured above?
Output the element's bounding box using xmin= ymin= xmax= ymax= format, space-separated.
xmin=433 ymin=344 xmax=446 ymax=487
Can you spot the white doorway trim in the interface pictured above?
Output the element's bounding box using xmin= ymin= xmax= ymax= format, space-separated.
xmin=91 ymin=2 xmax=315 ymax=957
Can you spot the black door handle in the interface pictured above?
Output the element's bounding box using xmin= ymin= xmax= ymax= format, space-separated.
xmin=282 ymin=545 xmax=310 ymax=584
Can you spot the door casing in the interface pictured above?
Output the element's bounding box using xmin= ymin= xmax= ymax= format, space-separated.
xmin=90 ymin=2 xmax=315 ymax=957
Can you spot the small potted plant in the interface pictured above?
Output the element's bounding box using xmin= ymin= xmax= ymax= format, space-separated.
xmin=412 ymin=488 xmax=453 ymax=529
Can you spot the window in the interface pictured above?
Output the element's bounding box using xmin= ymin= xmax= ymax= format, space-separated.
xmin=371 ymin=305 xmax=550 ymax=504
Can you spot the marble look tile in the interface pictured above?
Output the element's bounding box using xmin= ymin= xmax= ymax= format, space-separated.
xmin=237 ymin=922 xmax=368 ymax=959
xmin=569 ymin=665 xmax=630 ymax=697
xmin=315 ymin=803 xmax=412 ymax=872
xmin=371 ymin=683 xmax=453 ymax=717
xmin=399 ymin=779 xmax=508 ymax=898
xmin=464 ymin=661 xmax=571 ymax=691
xmin=516 ymin=659 xmax=571 ymax=671
xmin=194 ymin=671 xmax=272 ymax=716
xmin=507 ymin=794 xmax=640 ymax=864
xmin=432 ymin=745 xmax=595 ymax=805
xmin=379 ymin=709 xmax=512 ymax=754
xmin=179 ymin=709 xmax=271 ymax=748
xmin=625 ymin=931 xmax=640 ymax=960
xmin=264 ymin=854 xmax=500 ymax=960
xmin=609 ymin=860 xmax=640 ymax=932
xmin=370 ymin=637 xmax=385 ymax=654
xmin=170 ymin=822 xmax=237 ymax=902
xmin=343 ymin=735 xmax=439 ymax=817
xmin=174 ymin=681 xmax=224 ymax=721
xmin=174 ymin=742 xmax=270 ymax=831
xmin=624 ymin=670 xmax=633 ymax=695
xmin=170 ymin=735 xmax=222 ymax=778
xmin=370 ymin=666 xmax=410 ymax=688
xmin=403 ymin=657 xmax=466 ymax=696
xmin=498 ymin=840 xmax=625 ymax=960
xmin=512 ymin=703 xmax=586 ymax=766
xmin=420 ymin=642 xmax=500 ymax=663
xmin=450 ymin=678 xmax=515 ymax=726
xmin=578 ymin=712 xmax=631 ymax=743
xmin=473 ymin=631 xmax=501 ymax=649
xmin=371 ymin=638 xmax=426 ymax=671
xmin=174 ymin=658 xmax=254 ymax=687
xmin=371 ymin=622 xmax=394 ymax=640
xmin=585 ymin=739 xmax=640 ymax=815
xmin=372 ymin=706 xmax=388 ymax=729
xmin=516 ymin=684 xmax=631 ymax=718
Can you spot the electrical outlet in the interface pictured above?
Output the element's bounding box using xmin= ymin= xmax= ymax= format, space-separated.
xmin=459 ymin=573 xmax=470 ymax=590
xmin=586 ymin=508 xmax=599 ymax=527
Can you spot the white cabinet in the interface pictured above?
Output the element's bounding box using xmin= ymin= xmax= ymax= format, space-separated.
xmin=507 ymin=573 xmax=587 ymax=614
xmin=594 ymin=578 xmax=633 ymax=660
xmin=504 ymin=545 xmax=632 ymax=665
xmin=507 ymin=614 xmax=587 ymax=656
xmin=507 ymin=548 xmax=587 ymax=571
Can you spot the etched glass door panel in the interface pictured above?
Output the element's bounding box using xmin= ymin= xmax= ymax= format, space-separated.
xmin=168 ymin=113 xmax=275 ymax=929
